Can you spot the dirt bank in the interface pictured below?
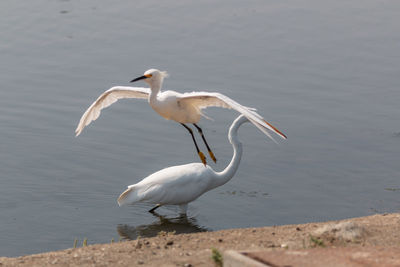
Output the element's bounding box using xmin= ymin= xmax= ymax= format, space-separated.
xmin=1 ymin=213 xmax=399 ymax=266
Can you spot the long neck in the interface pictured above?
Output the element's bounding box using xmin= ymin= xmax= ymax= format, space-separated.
xmin=148 ymin=80 xmax=162 ymax=103
xmin=214 ymin=115 xmax=248 ymax=188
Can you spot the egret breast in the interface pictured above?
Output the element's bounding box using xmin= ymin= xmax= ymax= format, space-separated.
xmin=152 ymin=92 xmax=201 ymax=123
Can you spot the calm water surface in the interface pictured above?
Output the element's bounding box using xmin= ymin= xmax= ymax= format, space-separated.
xmin=1 ymin=0 xmax=399 ymax=257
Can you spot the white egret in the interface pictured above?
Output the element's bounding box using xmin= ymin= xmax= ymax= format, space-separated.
xmin=75 ymin=69 xmax=286 ymax=165
xmin=118 ymin=115 xmax=262 ymax=214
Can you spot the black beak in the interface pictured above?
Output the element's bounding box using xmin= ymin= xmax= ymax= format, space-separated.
xmin=130 ymin=75 xmax=147 ymax=83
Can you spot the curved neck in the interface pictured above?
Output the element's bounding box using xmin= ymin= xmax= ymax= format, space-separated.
xmin=214 ymin=115 xmax=248 ymax=188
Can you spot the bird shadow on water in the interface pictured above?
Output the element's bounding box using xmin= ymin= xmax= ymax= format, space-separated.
xmin=116 ymin=212 xmax=210 ymax=240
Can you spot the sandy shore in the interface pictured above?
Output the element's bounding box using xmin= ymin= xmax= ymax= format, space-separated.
xmin=1 ymin=213 xmax=399 ymax=266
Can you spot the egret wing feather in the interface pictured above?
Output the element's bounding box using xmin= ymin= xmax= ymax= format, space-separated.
xmin=75 ymin=86 xmax=150 ymax=136
xmin=179 ymin=92 xmax=231 ymax=109
xmin=178 ymin=92 xmax=286 ymax=140
xmin=118 ymin=163 xmax=214 ymax=207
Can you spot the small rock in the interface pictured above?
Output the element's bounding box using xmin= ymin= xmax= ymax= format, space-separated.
xmin=184 ymin=264 xmax=192 ymax=267
xmin=314 ymin=222 xmax=366 ymax=242
xmin=166 ymin=240 xmax=174 ymax=246
xmin=218 ymin=238 xmax=223 ymax=242
xmin=296 ymin=227 xmax=301 ymax=231
xmin=137 ymin=260 xmax=144 ymax=265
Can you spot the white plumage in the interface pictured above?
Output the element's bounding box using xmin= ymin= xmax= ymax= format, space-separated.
xmin=75 ymin=69 xmax=286 ymax=164
xmin=75 ymin=86 xmax=150 ymax=134
xmin=118 ymin=164 xmax=215 ymax=213
xmin=118 ymin=115 xmax=251 ymax=214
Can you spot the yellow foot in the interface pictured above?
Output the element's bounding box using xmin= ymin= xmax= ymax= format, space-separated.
xmin=208 ymin=150 xmax=217 ymax=163
xmin=198 ymin=151 xmax=207 ymax=166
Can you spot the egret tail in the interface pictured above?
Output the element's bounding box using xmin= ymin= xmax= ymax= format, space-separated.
xmin=118 ymin=187 xmax=137 ymax=206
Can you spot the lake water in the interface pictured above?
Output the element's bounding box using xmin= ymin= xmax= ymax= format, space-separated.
xmin=1 ymin=0 xmax=399 ymax=257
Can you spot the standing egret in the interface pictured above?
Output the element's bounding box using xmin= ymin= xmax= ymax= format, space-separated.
xmin=118 ymin=115 xmax=265 ymax=214
xmin=75 ymin=69 xmax=286 ymax=165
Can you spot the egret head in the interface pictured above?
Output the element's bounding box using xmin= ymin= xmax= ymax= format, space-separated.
xmin=130 ymin=69 xmax=168 ymax=89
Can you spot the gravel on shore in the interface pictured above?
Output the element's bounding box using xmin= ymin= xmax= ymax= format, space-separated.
xmin=1 ymin=213 xmax=399 ymax=266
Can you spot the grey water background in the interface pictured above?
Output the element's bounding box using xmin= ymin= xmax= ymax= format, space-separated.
xmin=1 ymin=0 xmax=399 ymax=257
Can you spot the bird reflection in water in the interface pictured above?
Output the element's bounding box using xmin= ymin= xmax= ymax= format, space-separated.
xmin=117 ymin=212 xmax=209 ymax=240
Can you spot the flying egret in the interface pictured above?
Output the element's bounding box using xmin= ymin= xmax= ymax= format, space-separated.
xmin=75 ymin=69 xmax=286 ymax=165
xmin=118 ymin=115 xmax=265 ymax=214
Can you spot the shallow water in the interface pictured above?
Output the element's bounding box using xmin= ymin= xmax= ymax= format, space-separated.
xmin=1 ymin=0 xmax=399 ymax=257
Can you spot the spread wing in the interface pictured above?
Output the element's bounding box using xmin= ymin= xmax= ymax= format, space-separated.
xmin=178 ymin=92 xmax=287 ymax=141
xmin=75 ymin=86 xmax=150 ymax=136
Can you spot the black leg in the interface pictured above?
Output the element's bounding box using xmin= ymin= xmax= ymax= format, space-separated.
xmin=193 ymin=123 xmax=217 ymax=163
xmin=181 ymin=123 xmax=207 ymax=165
xmin=149 ymin=204 xmax=161 ymax=213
